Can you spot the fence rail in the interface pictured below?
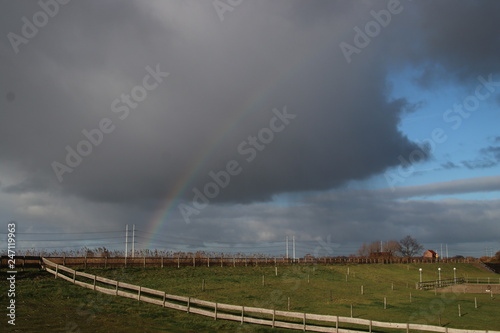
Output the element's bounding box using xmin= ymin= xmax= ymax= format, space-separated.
xmin=41 ymin=258 xmax=499 ymax=333
xmin=417 ymin=278 xmax=465 ymax=290
xmin=464 ymin=277 xmax=500 ymax=284
xmin=1 ymin=255 xmax=477 ymax=269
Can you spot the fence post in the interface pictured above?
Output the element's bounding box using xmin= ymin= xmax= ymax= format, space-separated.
xmin=55 ymin=264 xmax=58 ymax=279
xmin=241 ymin=306 xmax=244 ymax=324
xmin=115 ymin=281 xmax=118 ymax=295
xmin=93 ymin=275 xmax=96 ymax=290
xmin=406 ymin=322 xmax=409 ymax=333
xmin=272 ymin=309 xmax=275 ymax=328
xmin=73 ymin=270 xmax=76 ymax=283
xmin=138 ymin=286 xmax=141 ymax=301
xmin=163 ymin=292 xmax=166 ymax=307
xmin=214 ymin=302 xmax=217 ymax=320
xmin=369 ymin=320 xmax=372 ymax=333
xmin=303 ymin=313 xmax=306 ymax=331
xmin=187 ymin=297 xmax=190 ymax=313
xmin=336 ymin=316 xmax=339 ymax=333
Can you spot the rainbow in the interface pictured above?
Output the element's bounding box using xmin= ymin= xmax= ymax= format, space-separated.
xmin=145 ymin=43 xmax=326 ymax=248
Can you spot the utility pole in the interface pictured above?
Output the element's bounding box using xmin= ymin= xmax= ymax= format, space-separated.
xmin=441 ymin=244 xmax=443 ymax=261
xmin=293 ymin=236 xmax=296 ymax=262
xmin=125 ymin=224 xmax=129 ymax=259
xmin=132 ymin=224 xmax=135 ymax=258
xmin=446 ymin=244 xmax=448 ymax=259
xmin=286 ymin=236 xmax=289 ymax=259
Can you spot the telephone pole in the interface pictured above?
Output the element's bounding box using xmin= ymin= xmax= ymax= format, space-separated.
xmin=125 ymin=224 xmax=129 ymax=259
xmin=132 ymin=224 xmax=135 ymax=258
xmin=286 ymin=236 xmax=289 ymax=259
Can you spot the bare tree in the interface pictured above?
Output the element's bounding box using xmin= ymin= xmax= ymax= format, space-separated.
xmin=385 ymin=240 xmax=402 ymax=256
xmin=399 ymin=235 xmax=424 ymax=257
xmin=357 ymin=241 xmax=381 ymax=257
xmin=358 ymin=240 xmax=401 ymax=257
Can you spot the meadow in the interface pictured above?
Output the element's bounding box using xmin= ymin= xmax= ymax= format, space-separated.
xmin=2 ymin=262 xmax=499 ymax=332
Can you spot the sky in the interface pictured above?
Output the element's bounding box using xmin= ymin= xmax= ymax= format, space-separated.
xmin=1 ymin=0 xmax=499 ymax=258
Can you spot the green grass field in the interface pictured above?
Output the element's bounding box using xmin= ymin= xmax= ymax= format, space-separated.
xmin=2 ymin=263 xmax=499 ymax=332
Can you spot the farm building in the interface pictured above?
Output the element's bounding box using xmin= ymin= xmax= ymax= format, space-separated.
xmin=423 ymin=249 xmax=438 ymax=258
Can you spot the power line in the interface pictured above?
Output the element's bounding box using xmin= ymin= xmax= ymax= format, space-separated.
xmin=14 ymin=237 xmax=124 ymax=242
xmin=13 ymin=242 xmax=125 ymax=250
xmin=0 ymin=230 xmax=123 ymax=235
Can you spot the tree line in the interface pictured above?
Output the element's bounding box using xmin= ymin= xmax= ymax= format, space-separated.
xmin=357 ymin=235 xmax=424 ymax=257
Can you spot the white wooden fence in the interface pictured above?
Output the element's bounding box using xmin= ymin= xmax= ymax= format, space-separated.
xmin=41 ymin=258 xmax=499 ymax=333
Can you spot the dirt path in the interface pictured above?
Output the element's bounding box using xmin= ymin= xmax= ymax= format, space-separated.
xmin=440 ymin=283 xmax=500 ymax=294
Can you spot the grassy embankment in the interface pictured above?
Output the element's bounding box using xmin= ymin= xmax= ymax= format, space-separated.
xmin=1 ymin=263 xmax=499 ymax=332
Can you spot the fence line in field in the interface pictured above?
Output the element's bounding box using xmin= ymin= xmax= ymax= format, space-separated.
xmin=464 ymin=277 xmax=500 ymax=284
xmin=417 ymin=277 xmax=500 ymax=290
xmin=417 ymin=278 xmax=466 ymax=290
xmin=8 ymin=255 xmax=473 ymax=269
xmin=41 ymin=258 xmax=499 ymax=333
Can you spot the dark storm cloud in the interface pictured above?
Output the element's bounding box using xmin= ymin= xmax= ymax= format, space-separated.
xmin=1 ymin=0 xmax=499 ymax=209
xmin=0 ymin=0 xmax=426 ymax=206
xmin=404 ymin=1 xmax=500 ymax=86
